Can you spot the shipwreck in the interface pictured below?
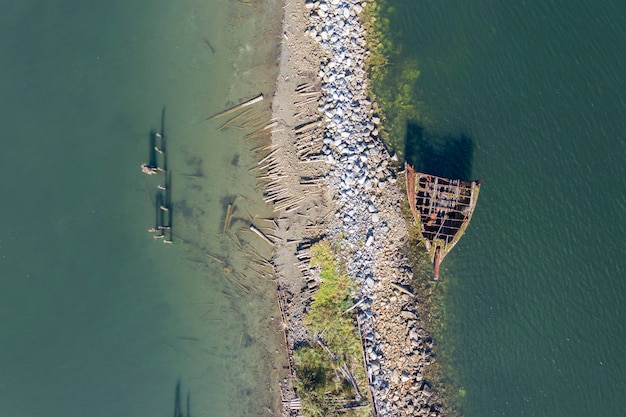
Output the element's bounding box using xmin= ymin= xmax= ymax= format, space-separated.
xmin=405 ymin=163 xmax=482 ymax=279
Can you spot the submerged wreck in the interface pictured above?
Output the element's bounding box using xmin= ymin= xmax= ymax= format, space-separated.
xmin=406 ymin=163 xmax=482 ymax=279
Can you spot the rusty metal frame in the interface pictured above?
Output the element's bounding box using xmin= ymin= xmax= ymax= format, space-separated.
xmin=406 ymin=163 xmax=482 ymax=279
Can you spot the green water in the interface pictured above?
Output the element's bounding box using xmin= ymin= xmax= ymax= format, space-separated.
xmin=0 ymin=0 xmax=284 ymax=416
xmin=380 ymin=1 xmax=626 ymax=415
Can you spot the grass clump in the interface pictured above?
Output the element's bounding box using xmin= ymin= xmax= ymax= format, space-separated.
xmin=294 ymin=241 xmax=373 ymax=417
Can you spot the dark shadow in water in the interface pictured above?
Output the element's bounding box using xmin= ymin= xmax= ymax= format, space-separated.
xmin=161 ymin=138 xmax=168 ymax=173
xmin=156 ymin=191 xmax=165 ymax=229
xmin=404 ymin=121 xmax=474 ymax=181
xmin=183 ymin=154 xmax=203 ymax=178
xmin=176 ymin=199 xmax=194 ymax=219
xmin=154 ymin=106 xmax=167 ymax=172
xmin=166 ymin=172 xmax=172 ymax=208
xmin=182 ymin=169 xmax=204 ymax=178
xmin=173 ymin=379 xmax=181 ymax=417
xmin=161 ymin=106 xmax=166 ymax=139
xmin=154 ymin=177 xmax=174 ymax=240
xmin=149 ymin=129 xmax=158 ymax=168
xmin=173 ymin=380 xmax=192 ymax=417
xmin=220 ymin=195 xmax=238 ymax=211
xmin=167 ymin=174 xmax=174 ymax=242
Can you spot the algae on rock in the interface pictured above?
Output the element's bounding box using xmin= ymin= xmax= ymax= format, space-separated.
xmin=363 ymin=0 xmax=425 ymax=160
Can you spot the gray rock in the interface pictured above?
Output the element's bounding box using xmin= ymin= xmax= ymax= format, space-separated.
xmin=400 ymin=310 xmax=417 ymax=320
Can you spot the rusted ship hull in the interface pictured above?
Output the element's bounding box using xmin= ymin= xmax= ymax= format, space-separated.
xmin=406 ymin=163 xmax=482 ymax=279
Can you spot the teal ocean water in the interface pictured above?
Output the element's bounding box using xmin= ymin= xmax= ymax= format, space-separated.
xmin=384 ymin=0 xmax=626 ymax=415
xmin=0 ymin=1 xmax=285 ymax=416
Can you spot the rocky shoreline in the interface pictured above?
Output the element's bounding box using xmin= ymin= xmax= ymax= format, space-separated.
xmin=268 ymin=1 xmax=445 ymax=416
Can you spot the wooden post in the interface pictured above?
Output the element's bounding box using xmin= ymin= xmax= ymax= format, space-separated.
xmin=249 ymin=224 xmax=275 ymax=246
xmin=205 ymin=94 xmax=264 ymax=121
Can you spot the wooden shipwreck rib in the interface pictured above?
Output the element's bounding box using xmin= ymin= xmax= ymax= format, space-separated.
xmin=405 ymin=163 xmax=482 ymax=279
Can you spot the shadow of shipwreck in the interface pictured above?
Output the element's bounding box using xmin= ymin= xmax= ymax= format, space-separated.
xmin=404 ymin=121 xmax=474 ymax=181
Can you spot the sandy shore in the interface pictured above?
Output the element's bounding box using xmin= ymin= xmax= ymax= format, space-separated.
xmin=266 ymin=1 xmax=446 ymax=416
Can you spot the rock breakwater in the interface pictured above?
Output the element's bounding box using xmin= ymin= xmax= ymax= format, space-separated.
xmin=307 ymin=1 xmax=446 ymax=416
xmin=269 ymin=1 xmax=446 ymax=416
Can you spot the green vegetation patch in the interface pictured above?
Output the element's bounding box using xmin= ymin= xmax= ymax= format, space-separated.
xmin=362 ymin=0 xmax=424 ymax=161
xmin=294 ymin=241 xmax=373 ymax=417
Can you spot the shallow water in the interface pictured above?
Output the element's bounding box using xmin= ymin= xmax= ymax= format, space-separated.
xmin=380 ymin=0 xmax=626 ymax=415
xmin=0 ymin=0 xmax=285 ymax=416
